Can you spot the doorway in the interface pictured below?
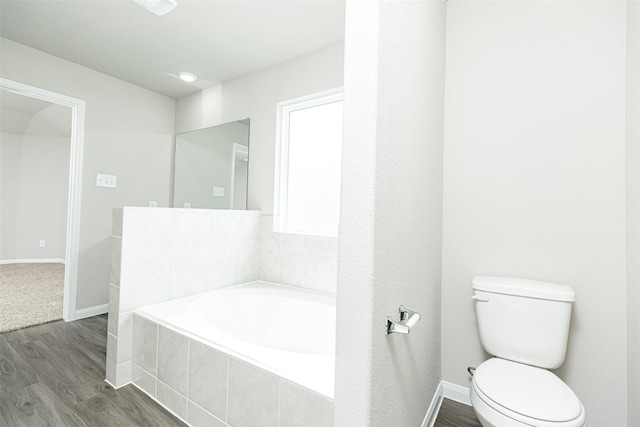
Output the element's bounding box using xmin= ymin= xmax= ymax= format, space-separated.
xmin=0 ymin=78 xmax=85 ymax=322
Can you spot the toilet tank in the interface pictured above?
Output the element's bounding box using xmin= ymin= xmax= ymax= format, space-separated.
xmin=472 ymin=276 xmax=575 ymax=369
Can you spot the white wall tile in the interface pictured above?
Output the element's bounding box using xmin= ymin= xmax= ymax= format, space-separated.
xmin=157 ymin=326 xmax=189 ymax=396
xmin=107 ymin=284 xmax=120 ymax=336
xmin=228 ymin=358 xmax=279 ymax=427
xmin=120 ymin=258 xmax=171 ymax=312
xmin=110 ymin=236 xmax=122 ymax=286
xmin=209 ymin=251 xmax=240 ymax=288
xmin=237 ymin=246 xmax=260 ymax=284
xmin=306 ymin=255 xmax=338 ymax=294
xmin=157 ymin=380 xmax=187 ymax=421
xmin=307 ymin=235 xmax=338 ymax=257
xmin=132 ymin=315 xmax=158 ymax=375
xmin=280 ymin=380 xmax=334 ymax=427
xmin=112 ymin=207 xmax=123 ymax=237
xmin=116 ymin=312 xmax=133 ymax=365
xmin=259 ymin=249 xmax=281 ymax=283
xmin=106 ymin=332 xmax=117 ymax=385
xmin=188 ymin=340 xmax=228 ymax=420
xmin=280 ymin=251 xmax=308 ymax=287
xmin=132 ymin=363 xmax=157 ymax=398
xmin=187 ymin=402 xmax=226 ymax=427
xmin=170 ymin=254 xmax=211 ymax=298
xmin=123 ymin=210 xmax=173 ymax=261
xmin=115 ymin=361 xmax=132 ymax=388
xmin=172 ymin=213 xmax=211 ymax=257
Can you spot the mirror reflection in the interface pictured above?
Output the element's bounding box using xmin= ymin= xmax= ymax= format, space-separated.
xmin=173 ymin=119 xmax=250 ymax=209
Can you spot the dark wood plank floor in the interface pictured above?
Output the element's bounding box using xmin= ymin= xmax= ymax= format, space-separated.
xmin=1 ymin=314 xmax=481 ymax=427
xmin=0 ymin=314 xmax=186 ymax=426
xmin=435 ymin=398 xmax=483 ymax=427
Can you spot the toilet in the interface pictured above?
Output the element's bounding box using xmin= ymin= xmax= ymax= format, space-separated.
xmin=470 ymin=276 xmax=587 ymax=427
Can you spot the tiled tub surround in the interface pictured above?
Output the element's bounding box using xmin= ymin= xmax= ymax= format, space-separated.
xmin=259 ymin=216 xmax=339 ymax=294
xmin=107 ymin=207 xmax=262 ymax=388
xmin=107 ymin=208 xmax=338 ymax=392
xmin=131 ymin=282 xmax=335 ymax=426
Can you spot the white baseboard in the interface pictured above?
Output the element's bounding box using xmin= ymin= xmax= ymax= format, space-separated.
xmin=0 ymin=258 xmax=65 ymax=265
xmin=421 ymin=381 xmax=444 ymax=427
xmin=74 ymin=303 xmax=109 ymax=320
xmin=442 ymin=380 xmax=472 ymax=405
xmin=421 ymin=380 xmax=472 ymax=427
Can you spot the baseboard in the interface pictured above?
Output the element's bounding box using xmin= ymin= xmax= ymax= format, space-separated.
xmin=0 ymin=258 xmax=65 ymax=265
xmin=421 ymin=381 xmax=444 ymax=427
xmin=74 ymin=303 xmax=109 ymax=320
xmin=442 ymin=380 xmax=472 ymax=405
xmin=421 ymin=380 xmax=472 ymax=427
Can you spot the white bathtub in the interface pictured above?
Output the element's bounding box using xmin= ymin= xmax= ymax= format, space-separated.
xmin=134 ymin=281 xmax=336 ymax=398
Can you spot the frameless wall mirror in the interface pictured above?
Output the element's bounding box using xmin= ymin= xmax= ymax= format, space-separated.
xmin=173 ymin=119 xmax=250 ymax=209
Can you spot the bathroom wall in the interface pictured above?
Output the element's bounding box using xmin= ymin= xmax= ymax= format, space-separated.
xmin=442 ymin=2 xmax=628 ymax=425
xmin=0 ymin=38 xmax=175 ymax=315
xmin=335 ymin=1 xmax=446 ymax=425
xmin=107 ymin=207 xmax=261 ymax=388
xmin=627 ymin=1 xmax=640 ymax=425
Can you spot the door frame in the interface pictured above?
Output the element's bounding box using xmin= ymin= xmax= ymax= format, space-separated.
xmin=1 ymin=78 xmax=85 ymax=321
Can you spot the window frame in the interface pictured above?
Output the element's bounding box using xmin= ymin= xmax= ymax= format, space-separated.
xmin=273 ymin=87 xmax=344 ymax=236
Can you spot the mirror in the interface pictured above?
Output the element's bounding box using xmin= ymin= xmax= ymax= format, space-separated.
xmin=173 ymin=119 xmax=250 ymax=209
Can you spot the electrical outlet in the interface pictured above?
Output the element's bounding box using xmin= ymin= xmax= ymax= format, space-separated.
xmin=213 ymin=186 xmax=225 ymax=197
xmin=39 ymin=240 xmax=46 ymax=248
xmin=184 ymin=202 xmax=191 ymax=208
xmin=149 ymin=201 xmax=157 ymax=207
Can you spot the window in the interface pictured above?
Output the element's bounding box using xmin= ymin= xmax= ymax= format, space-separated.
xmin=274 ymin=89 xmax=343 ymax=236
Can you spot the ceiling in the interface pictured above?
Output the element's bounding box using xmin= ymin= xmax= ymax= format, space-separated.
xmin=0 ymin=0 xmax=346 ymax=99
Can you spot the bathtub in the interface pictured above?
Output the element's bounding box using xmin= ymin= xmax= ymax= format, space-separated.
xmin=134 ymin=280 xmax=336 ymax=398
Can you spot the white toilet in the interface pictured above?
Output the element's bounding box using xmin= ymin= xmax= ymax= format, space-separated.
xmin=470 ymin=276 xmax=587 ymax=427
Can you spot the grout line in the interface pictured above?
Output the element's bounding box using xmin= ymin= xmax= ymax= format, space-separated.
xmin=225 ymin=354 xmax=230 ymax=424
xmin=185 ymin=338 xmax=191 ymax=423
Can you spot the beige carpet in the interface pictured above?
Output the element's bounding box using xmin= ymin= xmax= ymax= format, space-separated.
xmin=0 ymin=263 xmax=65 ymax=333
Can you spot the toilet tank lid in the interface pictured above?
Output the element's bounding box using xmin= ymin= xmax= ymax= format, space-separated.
xmin=472 ymin=276 xmax=575 ymax=302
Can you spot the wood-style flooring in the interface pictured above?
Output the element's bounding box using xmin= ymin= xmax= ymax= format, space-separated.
xmin=0 ymin=314 xmax=186 ymax=426
xmin=1 ymin=314 xmax=481 ymax=427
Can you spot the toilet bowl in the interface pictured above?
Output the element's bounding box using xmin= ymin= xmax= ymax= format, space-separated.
xmin=470 ymin=358 xmax=586 ymax=427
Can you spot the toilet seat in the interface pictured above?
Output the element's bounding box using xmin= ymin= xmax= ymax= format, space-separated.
xmin=472 ymin=358 xmax=586 ymax=427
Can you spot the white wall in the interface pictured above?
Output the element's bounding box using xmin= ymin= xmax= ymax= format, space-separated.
xmin=1 ymin=38 xmax=175 ymax=312
xmin=627 ymin=1 xmax=640 ymax=425
xmin=14 ymin=134 xmax=70 ymax=260
xmin=0 ymin=132 xmax=22 ymax=260
xmin=1 ymin=103 xmax=71 ymax=262
xmin=442 ymin=2 xmax=628 ymax=425
xmin=335 ymin=1 xmax=446 ymax=425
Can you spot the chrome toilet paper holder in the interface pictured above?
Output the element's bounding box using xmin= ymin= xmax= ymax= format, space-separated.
xmin=386 ymin=305 xmax=421 ymax=335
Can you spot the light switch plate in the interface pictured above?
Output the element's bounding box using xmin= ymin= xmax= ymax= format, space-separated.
xmin=96 ymin=173 xmax=117 ymax=188
xmin=213 ymin=186 xmax=225 ymax=197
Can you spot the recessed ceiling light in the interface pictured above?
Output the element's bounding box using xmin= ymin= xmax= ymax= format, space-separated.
xmin=177 ymin=72 xmax=198 ymax=83
xmin=132 ymin=0 xmax=177 ymax=16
